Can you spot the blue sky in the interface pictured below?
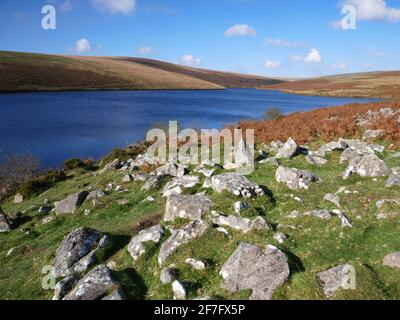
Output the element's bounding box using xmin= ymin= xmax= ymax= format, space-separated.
xmin=1 ymin=0 xmax=400 ymax=77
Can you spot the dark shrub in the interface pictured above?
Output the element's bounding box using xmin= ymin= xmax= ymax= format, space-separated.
xmin=100 ymin=142 xmax=150 ymax=166
xmin=63 ymin=158 xmax=84 ymax=170
xmin=18 ymin=170 xmax=67 ymax=198
xmin=263 ymin=107 xmax=284 ymax=120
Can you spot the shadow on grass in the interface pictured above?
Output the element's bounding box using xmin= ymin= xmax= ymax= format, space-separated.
xmin=281 ymin=249 xmax=305 ymax=276
xmin=113 ymin=268 xmax=148 ymax=300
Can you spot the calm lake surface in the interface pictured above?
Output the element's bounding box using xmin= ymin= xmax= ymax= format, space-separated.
xmin=0 ymin=89 xmax=378 ymax=168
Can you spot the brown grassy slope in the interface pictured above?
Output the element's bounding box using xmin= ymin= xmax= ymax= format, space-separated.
xmin=263 ymin=71 xmax=400 ymax=99
xmin=123 ymin=57 xmax=283 ymax=88
xmin=0 ymin=51 xmax=283 ymax=92
xmin=233 ymin=100 xmax=400 ymax=145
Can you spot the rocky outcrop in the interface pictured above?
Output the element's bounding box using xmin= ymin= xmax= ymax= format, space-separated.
xmin=386 ymin=171 xmax=400 ymax=188
xmin=154 ymin=163 xmax=185 ymax=177
xmin=324 ymin=193 xmax=341 ymax=207
xmin=210 ymin=173 xmax=265 ymax=198
xmin=160 ymin=268 xmax=177 ymax=284
xmin=275 ymin=138 xmax=298 ymax=159
xmin=343 ymin=154 xmax=390 ymax=179
xmin=127 ymin=225 xmax=164 ymax=261
xmin=54 ymin=191 xmax=89 ymax=215
xmin=210 ymin=211 xmax=268 ymax=233
xmin=158 ymin=220 xmax=208 ymax=265
xmin=53 ymin=227 xmax=109 ymax=277
xmin=317 ymin=264 xmax=356 ymax=297
xmin=315 ymin=141 xmax=347 ymax=157
xmin=164 ymin=194 xmax=213 ymax=222
xmin=162 ymin=176 xmax=200 ymax=197
xmin=172 ymin=280 xmax=187 ymax=300
xmin=276 ymin=166 xmax=319 ymax=190
xmin=220 ymin=243 xmax=290 ymax=300
xmin=363 ymin=129 xmax=386 ymax=140
xmin=141 ymin=174 xmax=171 ymax=191
xmin=306 ymin=155 xmax=328 ymax=166
xmin=0 ymin=207 xmax=12 ymax=233
xmin=86 ymin=189 xmax=106 ymax=200
xmin=383 ymin=252 xmax=400 ymax=269
xmin=63 ymin=265 xmax=119 ymax=300
xmin=185 ymin=258 xmax=206 ymax=270
xmin=53 ymin=275 xmax=80 ymax=300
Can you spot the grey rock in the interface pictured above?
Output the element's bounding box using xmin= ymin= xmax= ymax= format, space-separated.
xmin=86 ymin=189 xmax=106 ymax=200
xmin=339 ymin=138 xmax=384 ymax=154
xmin=363 ymin=129 xmax=386 ymax=140
xmin=160 ymin=268 xmax=177 ymax=284
xmin=158 ymin=220 xmax=208 ymax=265
xmin=383 ymin=252 xmax=400 ymax=269
xmin=122 ymin=174 xmax=134 ymax=182
xmin=317 ymin=264 xmax=356 ymax=297
xmin=210 ymin=212 xmax=252 ymax=233
xmin=132 ymin=173 xmax=150 ymax=182
xmin=0 ymin=207 xmax=11 ymax=233
xmin=54 ymin=191 xmax=89 ymax=215
xmin=258 ymin=157 xmax=279 ymax=166
xmin=210 ymin=173 xmax=265 ymax=198
xmin=331 ymin=209 xmax=352 ymax=228
xmin=13 ymin=193 xmax=24 ymax=204
xmin=117 ymin=199 xmax=129 ymax=206
xmin=304 ymin=209 xmax=332 ymax=220
xmin=172 ymin=280 xmax=187 ymax=300
xmin=63 ymin=265 xmax=117 ymax=300
xmin=273 ymin=232 xmax=287 ymax=244
xmin=276 ymin=166 xmax=319 ymax=190
xmin=315 ymin=141 xmax=347 ymax=157
xmin=165 ymin=194 xmax=213 ymax=222
xmin=343 ymin=154 xmax=390 ymax=179
xmin=234 ymin=201 xmax=249 ymax=214
xmin=100 ymin=159 xmax=121 ymax=173
xmin=306 ymin=155 xmax=328 ymax=166
xmin=127 ymin=225 xmax=164 ymax=261
xmin=185 ymin=258 xmax=206 ymax=270
xmin=141 ymin=174 xmax=171 ymax=191
xmin=53 ymin=227 xmax=105 ymax=277
xmin=154 ymin=163 xmax=185 ymax=177
xmin=102 ymin=288 xmax=127 ymax=300
xmin=53 ymin=275 xmax=80 ymax=300
xmin=220 ymin=243 xmax=290 ymax=300
xmin=250 ymin=216 xmax=270 ymax=231
xmin=276 ymin=138 xmax=298 ymax=159
xmin=339 ymin=149 xmax=359 ymax=164
xmin=162 ymin=176 xmax=200 ymax=197
xmin=38 ymin=206 xmax=52 ymax=214
xmin=386 ymin=172 xmax=400 ymax=188
xmin=324 ymin=193 xmax=341 ymax=207
xmin=42 ymin=216 xmax=54 ymax=225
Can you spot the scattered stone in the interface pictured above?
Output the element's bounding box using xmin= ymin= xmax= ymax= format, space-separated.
xmin=386 ymin=172 xmax=400 ymax=188
xmin=101 ymin=159 xmax=121 ymax=173
xmin=216 ymin=227 xmax=229 ymax=235
xmin=158 ymin=220 xmax=208 ymax=265
xmin=306 ymin=155 xmax=328 ymax=166
xmin=63 ymin=265 xmax=118 ymax=300
xmin=383 ymin=252 xmax=400 ymax=269
xmin=210 ymin=173 xmax=265 ymax=198
xmin=141 ymin=174 xmax=171 ymax=191
xmin=53 ymin=275 xmax=80 ymax=300
xmin=317 ymin=264 xmax=356 ymax=297
xmin=250 ymin=216 xmax=270 ymax=231
xmin=13 ymin=193 xmax=24 ymax=204
xmin=122 ymin=174 xmax=134 ymax=183
xmin=304 ymin=209 xmax=332 ymax=220
xmin=53 ymin=227 xmax=107 ymax=277
xmin=275 ymin=138 xmax=298 ymax=159
xmin=363 ymin=129 xmax=386 ymax=140
xmin=117 ymin=199 xmax=129 ymax=206
xmin=6 ymin=247 xmax=16 ymax=257
xmin=315 ymin=141 xmax=347 ymax=157
xmin=127 ymin=225 xmax=164 ymax=261
xmin=0 ymin=207 xmax=11 ymax=233
xmin=132 ymin=173 xmax=150 ymax=182
xmin=106 ymin=261 xmax=117 ymax=270
xmin=210 ymin=212 xmax=252 ymax=233
xmin=273 ymin=232 xmax=287 ymax=244
xmin=343 ymin=154 xmax=390 ymax=179
xmin=144 ymin=195 xmax=156 ymax=202
xmin=220 ymin=243 xmax=290 ymax=300
xmin=340 ymin=138 xmax=384 ymax=155
xmin=234 ymin=201 xmax=249 ymax=214
xmin=172 ymin=280 xmax=187 ymax=300
xmin=105 ymin=183 xmax=113 ymax=192
xmin=185 ymin=258 xmax=206 ymax=270
xmin=154 ymin=163 xmax=185 ymax=177
xmin=87 ymin=189 xmax=106 ymax=200
xmin=115 ymin=185 xmax=123 ymax=192
xmin=162 ymin=176 xmax=200 ymax=197
xmin=331 ymin=209 xmax=352 ymax=228
xmin=324 ymin=193 xmax=341 ymax=207
xmin=258 ymin=157 xmax=279 ymax=166
xmin=164 ymin=194 xmax=213 ymax=222
xmin=54 ymin=191 xmax=89 ymax=215
xmin=276 ymin=166 xmax=319 ymax=190
xmin=287 ymin=210 xmax=300 ymax=219
xmin=377 ymin=212 xmax=399 ymax=220
xmin=42 ymin=216 xmax=54 ymax=225
xmin=160 ymin=268 xmax=177 ymax=284
xmin=84 ymin=209 xmax=91 ymax=216
xmin=339 ymin=149 xmax=359 ymax=164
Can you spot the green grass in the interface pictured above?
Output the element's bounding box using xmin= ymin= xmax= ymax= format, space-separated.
xmin=0 ymin=141 xmax=399 ymax=300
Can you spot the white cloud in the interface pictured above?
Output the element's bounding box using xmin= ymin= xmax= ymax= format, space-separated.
xmin=264 ymin=60 xmax=281 ymax=70
xmin=60 ymin=0 xmax=73 ymax=12
xmin=91 ymin=0 xmax=136 ymax=15
xmin=179 ymin=54 xmax=202 ymax=66
xmin=75 ymin=38 xmax=92 ymax=52
xmin=137 ymin=47 xmax=154 ymax=55
xmin=304 ymin=49 xmax=322 ymax=63
xmin=225 ymin=24 xmax=257 ymax=37
xmin=332 ymin=62 xmax=348 ymax=70
xmin=289 ymin=54 xmax=303 ymax=61
xmin=264 ymin=37 xmax=301 ymax=48
xmin=341 ymin=0 xmax=400 ymax=22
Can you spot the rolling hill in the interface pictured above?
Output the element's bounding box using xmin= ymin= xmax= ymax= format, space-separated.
xmin=0 ymin=51 xmax=283 ymax=93
xmin=263 ymin=71 xmax=400 ymax=99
